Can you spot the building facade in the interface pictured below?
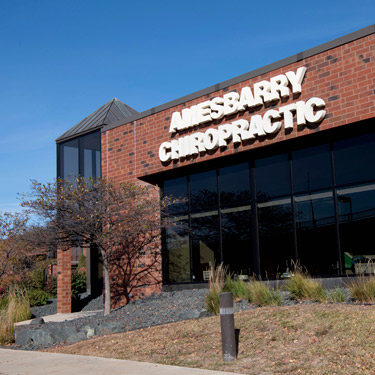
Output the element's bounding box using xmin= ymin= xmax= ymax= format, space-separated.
xmin=56 ymin=25 xmax=375 ymax=312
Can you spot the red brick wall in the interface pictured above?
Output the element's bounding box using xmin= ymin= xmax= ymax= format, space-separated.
xmin=102 ymin=33 xmax=375 ymax=307
xmin=103 ymin=33 xmax=375 ymax=185
xmin=57 ymin=248 xmax=71 ymax=313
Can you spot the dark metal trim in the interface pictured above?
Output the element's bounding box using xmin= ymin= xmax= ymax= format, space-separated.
xmin=104 ymin=25 xmax=375 ymax=133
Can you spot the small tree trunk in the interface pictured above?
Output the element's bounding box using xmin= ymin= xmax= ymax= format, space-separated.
xmin=102 ymin=249 xmax=111 ymax=316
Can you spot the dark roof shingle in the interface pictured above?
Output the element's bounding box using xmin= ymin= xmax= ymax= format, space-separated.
xmin=56 ymin=98 xmax=138 ymax=142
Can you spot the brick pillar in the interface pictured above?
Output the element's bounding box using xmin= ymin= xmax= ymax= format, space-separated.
xmin=57 ymin=248 xmax=72 ymax=313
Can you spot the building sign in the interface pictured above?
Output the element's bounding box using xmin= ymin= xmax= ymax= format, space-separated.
xmin=159 ymin=67 xmax=326 ymax=162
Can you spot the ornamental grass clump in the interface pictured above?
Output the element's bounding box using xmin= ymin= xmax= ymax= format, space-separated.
xmin=286 ymin=271 xmax=327 ymax=302
xmin=328 ymin=288 xmax=346 ymax=303
xmin=246 ymin=280 xmax=281 ymax=306
xmin=347 ymin=274 xmax=375 ymax=303
xmin=0 ymin=285 xmax=31 ymax=344
xmin=205 ymin=263 xmax=228 ymax=315
xmin=223 ymin=276 xmax=248 ymax=299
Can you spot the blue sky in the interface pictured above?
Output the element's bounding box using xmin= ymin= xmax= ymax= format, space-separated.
xmin=1 ymin=0 xmax=374 ymax=213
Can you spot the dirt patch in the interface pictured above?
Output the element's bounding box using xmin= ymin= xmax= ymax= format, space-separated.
xmin=47 ymin=304 xmax=375 ymax=374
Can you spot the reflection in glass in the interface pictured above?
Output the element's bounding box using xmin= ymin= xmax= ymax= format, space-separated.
xmin=338 ymin=184 xmax=375 ymax=274
xmin=166 ymin=220 xmax=190 ymax=282
xmin=82 ymin=132 xmax=101 ymax=179
xmin=219 ymin=163 xmax=250 ymax=208
xmin=258 ymin=198 xmax=294 ymax=277
xmin=190 ymin=170 xmax=218 ymax=213
xmin=334 ymin=133 xmax=375 ymax=185
xmin=292 ymin=145 xmax=332 ymax=193
xmin=191 ymin=213 xmax=220 ymax=282
xmin=221 ymin=207 xmax=252 ymax=276
xmin=295 ymin=192 xmax=338 ymax=275
xmin=256 ymin=154 xmax=291 ymax=200
xmin=164 ymin=177 xmax=188 ymax=216
xmin=60 ymin=139 xmax=79 ymax=182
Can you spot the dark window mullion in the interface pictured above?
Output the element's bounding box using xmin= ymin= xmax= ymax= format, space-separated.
xmin=79 ymin=138 xmax=84 ymax=177
xmin=331 ymin=142 xmax=343 ymax=274
xmin=250 ymin=160 xmax=260 ymax=275
xmin=187 ymin=175 xmax=193 ymax=282
xmin=217 ymin=168 xmax=223 ymax=264
xmin=289 ymin=152 xmax=298 ymax=263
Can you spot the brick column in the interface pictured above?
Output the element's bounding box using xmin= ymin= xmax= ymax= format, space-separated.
xmin=57 ymin=248 xmax=72 ymax=313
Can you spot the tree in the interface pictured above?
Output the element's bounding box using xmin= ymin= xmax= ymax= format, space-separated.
xmin=21 ymin=177 xmax=173 ymax=315
xmin=0 ymin=212 xmax=34 ymax=289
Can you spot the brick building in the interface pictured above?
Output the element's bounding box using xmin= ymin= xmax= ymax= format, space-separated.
xmin=56 ymin=25 xmax=375 ymax=313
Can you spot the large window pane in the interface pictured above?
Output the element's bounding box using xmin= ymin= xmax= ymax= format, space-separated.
xmin=221 ymin=207 xmax=252 ymax=276
xmin=292 ymin=145 xmax=332 ymax=193
xmin=60 ymin=139 xmax=79 ymax=182
xmin=258 ymin=198 xmax=294 ymax=277
xmin=164 ymin=177 xmax=188 ymax=216
xmin=165 ymin=220 xmax=190 ymax=283
xmin=219 ymin=163 xmax=250 ymax=208
xmin=295 ymin=191 xmax=338 ymax=275
xmin=191 ymin=213 xmax=220 ymax=282
xmin=82 ymin=132 xmax=101 ymax=179
xmin=256 ymin=154 xmax=291 ymax=200
xmin=338 ymin=184 xmax=375 ymax=274
xmin=190 ymin=170 xmax=218 ymax=213
xmin=334 ymin=133 xmax=375 ymax=185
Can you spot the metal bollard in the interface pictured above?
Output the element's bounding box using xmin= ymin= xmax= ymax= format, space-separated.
xmin=219 ymin=292 xmax=236 ymax=362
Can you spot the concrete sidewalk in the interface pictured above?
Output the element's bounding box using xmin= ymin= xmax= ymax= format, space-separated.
xmin=0 ymin=349 xmax=241 ymax=375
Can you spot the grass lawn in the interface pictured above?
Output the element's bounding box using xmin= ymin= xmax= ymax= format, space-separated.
xmin=46 ymin=304 xmax=375 ymax=374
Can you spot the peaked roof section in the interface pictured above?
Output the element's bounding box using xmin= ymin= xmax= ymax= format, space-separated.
xmin=56 ymin=98 xmax=139 ymax=142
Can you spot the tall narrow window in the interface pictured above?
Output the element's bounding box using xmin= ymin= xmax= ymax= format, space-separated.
xmin=164 ymin=177 xmax=190 ymax=283
xmin=190 ymin=170 xmax=219 ymax=281
xmin=219 ymin=163 xmax=252 ymax=276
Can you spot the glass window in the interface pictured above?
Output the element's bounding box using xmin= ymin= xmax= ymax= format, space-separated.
xmin=295 ymin=191 xmax=338 ymax=275
xmin=60 ymin=139 xmax=79 ymax=182
xmin=191 ymin=213 xmax=220 ymax=282
xmin=256 ymin=154 xmax=291 ymax=200
xmin=58 ymin=131 xmax=101 ymax=182
xmin=219 ymin=163 xmax=250 ymax=208
xmin=81 ymin=132 xmax=101 ymax=179
xmin=164 ymin=177 xmax=188 ymax=216
xmin=258 ymin=198 xmax=294 ymax=277
xmin=190 ymin=170 xmax=218 ymax=213
xmin=292 ymin=145 xmax=332 ymax=193
xmin=334 ymin=133 xmax=375 ymax=185
xmin=338 ymin=184 xmax=375 ymax=275
xmin=221 ymin=207 xmax=252 ymax=276
xmin=165 ymin=220 xmax=190 ymax=283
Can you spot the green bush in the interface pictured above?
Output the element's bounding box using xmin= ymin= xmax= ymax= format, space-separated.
xmin=77 ymin=254 xmax=86 ymax=269
xmin=71 ymin=269 xmax=86 ymax=296
xmin=30 ymin=268 xmax=45 ymax=290
xmin=44 ymin=276 xmax=57 ymax=297
xmin=28 ymin=289 xmax=51 ymax=307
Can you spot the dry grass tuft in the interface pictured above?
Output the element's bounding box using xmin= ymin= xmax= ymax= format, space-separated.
xmin=0 ymin=285 xmax=31 ymax=344
xmin=286 ymin=271 xmax=327 ymax=302
xmin=347 ymin=274 xmax=375 ymax=303
xmin=205 ymin=263 xmax=228 ymax=314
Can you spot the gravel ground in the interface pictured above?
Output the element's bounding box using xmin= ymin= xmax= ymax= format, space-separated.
xmin=30 ymin=293 xmax=104 ymax=318
xmin=13 ymin=287 xmax=354 ymax=351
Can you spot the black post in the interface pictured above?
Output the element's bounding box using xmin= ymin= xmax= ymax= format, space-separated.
xmin=219 ymin=292 xmax=236 ymax=362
